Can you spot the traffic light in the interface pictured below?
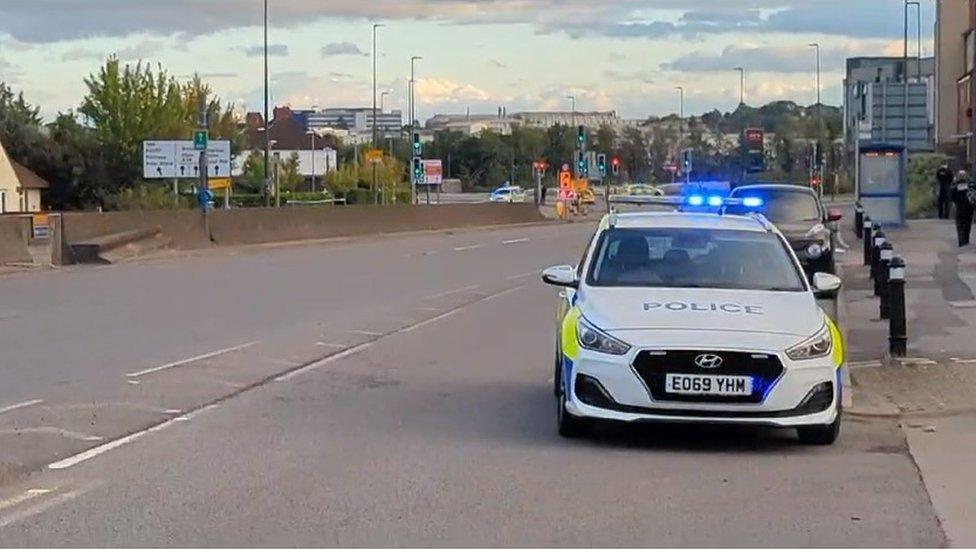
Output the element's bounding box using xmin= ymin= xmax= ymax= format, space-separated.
xmin=412 ymin=157 xmax=423 ymax=182
xmin=611 ymin=157 xmax=621 ymax=176
xmin=577 ymin=125 xmax=587 ymax=149
xmin=412 ymin=132 xmax=422 ymax=156
xmin=597 ymin=154 xmax=607 ymax=177
xmin=575 ymin=150 xmax=588 ymax=177
xmin=681 ymin=148 xmax=693 ymax=173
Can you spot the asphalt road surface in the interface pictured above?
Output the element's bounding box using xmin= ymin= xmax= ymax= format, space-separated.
xmin=0 ymin=220 xmax=945 ymax=546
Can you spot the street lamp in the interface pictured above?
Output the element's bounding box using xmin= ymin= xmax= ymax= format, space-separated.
xmin=733 ymin=67 xmax=745 ymax=106
xmin=410 ymin=55 xmax=422 ymax=205
xmin=380 ymin=91 xmax=389 ymax=112
xmin=809 ymin=43 xmax=823 ymax=196
xmin=675 ymin=86 xmax=684 ymax=150
xmin=263 ymin=0 xmax=271 ymax=207
xmin=566 ymin=95 xmax=576 ymax=127
xmin=307 ymin=130 xmax=317 ymax=194
xmin=371 ymin=22 xmax=384 ymax=204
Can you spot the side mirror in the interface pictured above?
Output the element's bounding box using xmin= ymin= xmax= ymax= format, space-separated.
xmin=812 ymin=272 xmax=842 ymax=297
xmin=542 ymin=265 xmax=579 ymax=288
xmin=826 ymin=208 xmax=843 ymax=222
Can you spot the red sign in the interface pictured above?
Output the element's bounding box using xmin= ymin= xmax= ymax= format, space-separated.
xmin=663 ymin=162 xmax=678 ymax=173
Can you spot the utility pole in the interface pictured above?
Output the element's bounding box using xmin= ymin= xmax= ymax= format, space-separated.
xmin=371 ymin=23 xmax=384 ymax=204
xmin=903 ymin=1 xmax=919 ymax=151
xmin=263 ymin=0 xmax=271 ymax=208
xmin=809 ymin=43 xmax=822 ymax=197
xmin=733 ymin=67 xmax=745 ymax=106
xmin=307 ymin=130 xmax=317 ymax=193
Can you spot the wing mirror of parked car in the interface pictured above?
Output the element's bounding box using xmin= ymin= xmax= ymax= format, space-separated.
xmin=542 ymin=265 xmax=579 ymax=288
xmin=812 ymin=272 xmax=842 ymax=298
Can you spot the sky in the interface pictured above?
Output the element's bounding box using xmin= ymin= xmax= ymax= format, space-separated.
xmin=0 ymin=0 xmax=936 ymax=122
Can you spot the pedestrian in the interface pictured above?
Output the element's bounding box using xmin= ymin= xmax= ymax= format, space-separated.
xmin=936 ymin=163 xmax=954 ymax=219
xmin=952 ymin=170 xmax=976 ymax=247
xmin=541 ymin=184 xmax=548 ymax=205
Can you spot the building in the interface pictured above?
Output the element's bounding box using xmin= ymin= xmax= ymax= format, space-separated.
xmin=842 ymin=56 xmax=935 ymax=155
xmin=241 ymin=108 xmax=338 ymax=182
xmin=512 ymin=110 xmax=621 ymax=129
xmin=935 ymin=0 xmax=969 ymax=157
xmin=298 ymin=107 xmax=403 ymax=137
xmin=233 ymin=149 xmax=338 ymax=179
xmin=425 ymin=113 xmax=516 ymax=135
xmin=0 ymin=143 xmax=48 ymax=213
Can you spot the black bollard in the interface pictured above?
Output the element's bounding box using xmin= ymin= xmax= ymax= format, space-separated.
xmin=888 ymin=256 xmax=907 ymax=357
xmin=862 ymin=217 xmax=873 ymax=266
xmin=870 ymin=228 xmax=885 ymax=284
xmin=878 ymin=242 xmax=893 ymax=318
xmin=854 ymin=202 xmax=864 ymax=239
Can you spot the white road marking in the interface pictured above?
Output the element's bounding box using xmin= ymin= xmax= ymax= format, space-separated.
xmin=898 ymin=357 xmax=938 ymax=366
xmin=502 ymin=238 xmax=530 ymax=245
xmin=270 ymin=358 xmax=302 ymax=367
xmin=0 ymin=486 xmax=94 ymax=529
xmin=423 ymin=284 xmax=479 ymax=300
xmin=275 ymin=342 xmax=377 ymax=383
xmin=848 ymin=360 xmax=883 ymax=369
xmin=126 ymin=380 xmax=140 ymax=385
xmin=0 ymin=427 xmax=103 ymax=442
xmin=949 ymin=300 xmax=976 ymax=309
xmin=419 ymin=306 xmax=444 ymax=312
xmin=316 ymin=342 xmax=346 ymax=348
xmin=504 ymin=269 xmax=540 ymax=281
xmin=126 ymin=341 xmax=261 ymax=378
xmin=950 ymin=358 xmax=976 ymax=364
xmin=0 ymin=399 xmax=43 ymax=416
xmin=349 ymin=330 xmax=383 ymax=337
xmin=453 ymin=244 xmax=484 ymax=252
xmin=0 ymin=489 xmax=52 ymax=513
xmin=423 ymin=250 xmax=440 ymax=256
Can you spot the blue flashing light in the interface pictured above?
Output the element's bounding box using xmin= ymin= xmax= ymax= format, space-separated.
xmin=686 ymin=195 xmax=704 ymax=206
xmin=707 ymin=195 xmax=723 ymax=207
xmin=742 ymin=196 xmax=764 ymax=208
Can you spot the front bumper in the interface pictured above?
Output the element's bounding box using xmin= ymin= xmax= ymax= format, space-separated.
xmin=563 ymin=347 xmax=840 ymax=428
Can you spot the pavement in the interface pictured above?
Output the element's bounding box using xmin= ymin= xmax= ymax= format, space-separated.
xmin=840 ymin=217 xmax=976 ymax=548
xmin=0 ymin=214 xmax=954 ymax=546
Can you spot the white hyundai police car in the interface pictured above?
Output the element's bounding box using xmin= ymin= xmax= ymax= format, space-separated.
xmin=542 ymin=201 xmax=845 ymax=444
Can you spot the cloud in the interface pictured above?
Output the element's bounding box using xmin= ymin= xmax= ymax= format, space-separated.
xmin=415 ymin=77 xmax=491 ymax=104
xmin=321 ymin=42 xmax=367 ymax=57
xmin=661 ymin=44 xmax=855 ymax=74
xmin=116 ymin=39 xmax=181 ymax=61
xmin=244 ymin=44 xmax=288 ymax=57
xmin=328 ymin=71 xmax=353 ymax=79
xmin=487 ymin=59 xmax=506 ymax=68
xmin=61 ymin=47 xmax=103 ymax=62
xmin=198 ymin=72 xmax=238 ymax=79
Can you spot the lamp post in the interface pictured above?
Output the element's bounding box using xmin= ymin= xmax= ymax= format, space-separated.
xmin=733 ymin=67 xmax=744 ymax=106
xmin=263 ymin=0 xmax=271 ymax=207
xmin=566 ymin=95 xmax=576 ymax=127
xmin=371 ymin=22 xmax=384 ymax=204
xmin=410 ymin=55 xmax=422 ymax=204
xmin=307 ymin=130 xmax=317 ymax=193
xmin=809 ymin=43 xmax=822 ymax=194
xmin=903 ymin=1 xmax=920 ymax=150
xmin=380 ymin=91 xmax=389 ymax=112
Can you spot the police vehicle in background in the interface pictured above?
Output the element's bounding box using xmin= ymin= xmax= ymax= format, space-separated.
xmin=489 ymin=185 xmax=527 ymax=203
xmin=726 ymin=184 xmax=842 ymax=275
xmin=542 ymin=194 xmax=845 ymax=444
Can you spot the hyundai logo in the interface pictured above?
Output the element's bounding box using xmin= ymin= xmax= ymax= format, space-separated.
xmin=694 ymin=353 xmax=724 ymax=369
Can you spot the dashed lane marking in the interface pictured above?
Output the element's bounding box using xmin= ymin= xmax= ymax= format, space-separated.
xmin=423 ymin=284 xmax=479 ymax=300
xmin=349 ymin=330 xmax=383 ymax=337
xmin=126 ymin=341 xmax=261 ymax=378
xmin=453 ymin=244 xmax=484 ymax=252
xmin=502 ymin=238 xmax=530 ymax=245
xmin=0 ymin=399 xmax=43 ymax=416
xmin=315 ymin=342 xmax=346 ymax=348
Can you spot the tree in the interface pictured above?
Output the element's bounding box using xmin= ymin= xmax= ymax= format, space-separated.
xmin=594 ymin=124 xmax=617 ymax=158
xmin=277 ymin=152 xmax=304 ymax=192
xmin=619 ymin=127 xmax=648 ymax=181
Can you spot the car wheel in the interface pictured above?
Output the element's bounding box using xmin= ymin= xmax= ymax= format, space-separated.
xmin=557 ymin=375 xmax=588 ymax=438
xmin=797 ymin=411 xmax=841 ymax=445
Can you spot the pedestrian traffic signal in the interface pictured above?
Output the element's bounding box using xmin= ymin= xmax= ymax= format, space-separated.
xmin=575 ymin=150 xmax=588 ymax=177
xmin=412 ymin=132 xmax=422 ymax=156
xmin=412 ymin=157 xmax=423 ymax=182
xmin=597 ymin=154 xmax=607 ymax=177
xmin=611 ymin=156 xmax=620 ymax=176
xmin=577 ymin=125 xmax=587 ymax=149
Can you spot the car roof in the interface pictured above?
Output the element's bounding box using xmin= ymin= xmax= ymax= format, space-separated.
xmin=731 ymin=183 xmax=817 ymax=195
xmin=602 ymin=211 xmax=770 ymax=233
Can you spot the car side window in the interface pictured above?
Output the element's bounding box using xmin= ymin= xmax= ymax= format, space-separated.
xmin=577 ymin=231 xmax=598 ymax=278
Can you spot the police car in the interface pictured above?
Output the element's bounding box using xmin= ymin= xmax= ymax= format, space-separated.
xmin=542 ymin=197 xmax=845 ymax=444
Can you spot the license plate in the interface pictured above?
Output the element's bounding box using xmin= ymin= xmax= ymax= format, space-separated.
xmin=665 ymin=374 xmax=753 ymax=396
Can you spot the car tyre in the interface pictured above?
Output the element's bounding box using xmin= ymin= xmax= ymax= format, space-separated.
xmin=557 ymin=376 xmax=589 ymax=438
xmin=797 ymin=411 xmax=841 ymax=445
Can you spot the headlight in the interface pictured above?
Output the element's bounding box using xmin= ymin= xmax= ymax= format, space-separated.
xmin=806 ymin=243 xmax=824 ymax=258
xmin=786 ymin=323 xmax=833 ymax=360
xmin=578 ymin=317 xmax=631 ymax=355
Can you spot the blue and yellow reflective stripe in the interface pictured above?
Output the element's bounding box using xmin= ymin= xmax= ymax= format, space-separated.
xmin=561 ymin=306 xmax=582 ymax=361
xmin=827 ymin=316 xmax=845 ymax=369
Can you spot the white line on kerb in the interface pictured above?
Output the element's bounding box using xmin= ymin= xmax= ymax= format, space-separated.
xmin=0 ymin=486 xmax=93 ymax=529
xmin=0 ymin=399 xmax=43 ymax=416
xmin=315 ymin=342 xmax=346 ymax=349
xmin=0 ymin=489 xmax=52 ymax=513
xmin=453 ymin=244 xmax=484 ymax=252
xmin=126 ymin=341 xmax=260 ymax=378
xmin=275 ymin=343 xmax=376 ymax=383
xmin=502 ymin=238 xmax=530 ymax=245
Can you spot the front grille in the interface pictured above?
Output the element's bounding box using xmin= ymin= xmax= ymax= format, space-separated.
xmin=631 ymin=350 xmax=784 ymax=404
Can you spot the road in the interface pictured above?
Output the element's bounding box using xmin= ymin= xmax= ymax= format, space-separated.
xmin=0 ymin=220 xmax=945 ymax=546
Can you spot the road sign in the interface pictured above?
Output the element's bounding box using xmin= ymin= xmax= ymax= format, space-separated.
xmin=559 ymin=169 xmax=572 ymax=190
xmin=421 ymin=160 xmax=443 ymax=184
xmin=366 ymin=149 xmax=384 ymax=164
xmin=143 ymin=141 xmax=177 ymax=178
xmin=209 ymin=178 xmax=232 ymax=190
xmin=663 ymin=161 xmax=678 ymax=173
xmin=194 ymin=130 xmax=208 ymax=150
xmin=144 ymin=140 xmax=230 ymax=179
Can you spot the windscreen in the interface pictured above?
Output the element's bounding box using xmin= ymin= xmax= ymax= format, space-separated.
xmin=587 ymin=228 xmax=806 ymax=291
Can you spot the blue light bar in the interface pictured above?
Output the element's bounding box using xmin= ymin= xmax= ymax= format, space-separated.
xmin=707 ymin=195 xmax=723 ymax=207
xmin=742 ymin=196 xmax=763 ymax=208
xmin=687 ymin=195 xmax=704 ymax=206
